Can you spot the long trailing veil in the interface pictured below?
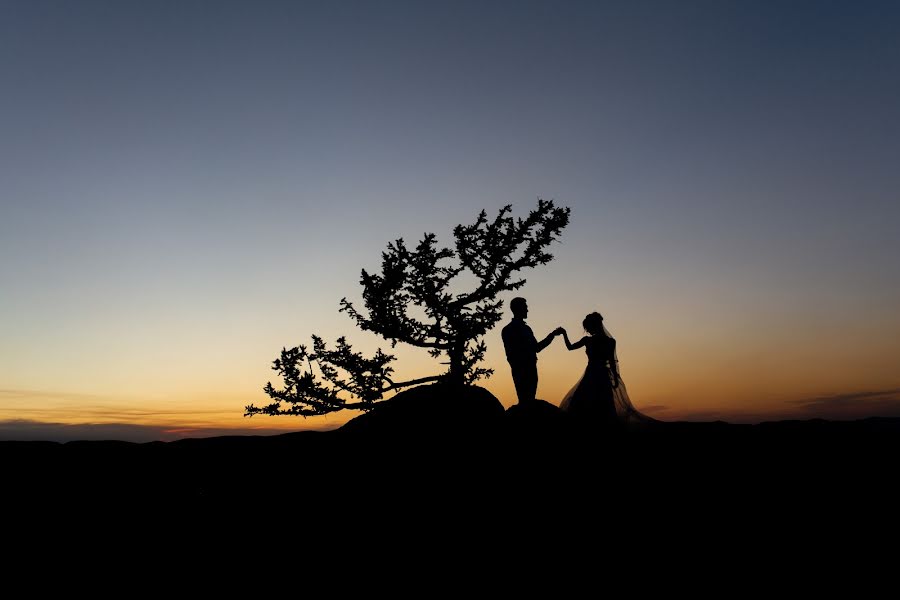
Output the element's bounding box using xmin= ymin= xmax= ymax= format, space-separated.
xmin=560 ymin=324 xmax=657 ymax=427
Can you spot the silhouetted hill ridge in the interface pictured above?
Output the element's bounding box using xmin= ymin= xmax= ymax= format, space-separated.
xmin=2 ymin=384 xmax=899 ymax=503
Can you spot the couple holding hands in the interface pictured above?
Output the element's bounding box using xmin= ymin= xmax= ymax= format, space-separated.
xmin=501 ymin=297 xmax=650 ymax=426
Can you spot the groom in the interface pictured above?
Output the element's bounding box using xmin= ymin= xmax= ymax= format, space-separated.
xmin=501 ymin=297 xmax=563 ymax=404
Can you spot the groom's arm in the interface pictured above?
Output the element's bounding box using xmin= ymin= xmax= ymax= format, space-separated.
xmin=536 ymin=328 xmax=563 ymax=353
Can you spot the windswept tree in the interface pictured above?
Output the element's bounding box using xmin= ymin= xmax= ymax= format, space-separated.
xmin=245 ymin=199 xmax=570 ymax=418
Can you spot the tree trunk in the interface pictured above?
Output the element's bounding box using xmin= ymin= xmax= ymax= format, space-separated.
xmin=447 ymin=341 xmax=466 ymax=386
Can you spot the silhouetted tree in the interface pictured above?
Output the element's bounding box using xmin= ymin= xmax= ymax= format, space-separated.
xmin=245 ymin=199 xmax=570 ymax=417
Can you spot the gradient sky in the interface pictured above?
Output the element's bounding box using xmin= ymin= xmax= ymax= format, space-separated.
xmin=2 ymin=1 xmax=899 ymax=441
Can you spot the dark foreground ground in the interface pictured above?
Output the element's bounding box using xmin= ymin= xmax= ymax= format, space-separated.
xmin=5 ymin=389 xmax=897 ymax=580
xmin=3 ymin=386 xmax=900 ymax=520
xmin=4 ymin=409 xmax=899 ymax=511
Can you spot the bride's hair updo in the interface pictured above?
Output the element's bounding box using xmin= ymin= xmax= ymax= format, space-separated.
xmin=583 ymin=312 xmax=604 ymax=335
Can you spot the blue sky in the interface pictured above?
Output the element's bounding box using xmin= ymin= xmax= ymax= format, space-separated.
xmin=2 ymin=1 xmax=899 ymax=440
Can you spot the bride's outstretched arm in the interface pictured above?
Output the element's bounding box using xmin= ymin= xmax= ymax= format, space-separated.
xmin=563 ymin=331 xmax=587 ymax=351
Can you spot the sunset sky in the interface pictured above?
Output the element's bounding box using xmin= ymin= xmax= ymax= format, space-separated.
xmin=2 ymin=1 xmax=899 ymax=442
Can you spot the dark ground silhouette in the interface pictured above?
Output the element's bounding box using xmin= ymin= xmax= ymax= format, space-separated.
xmin=3 ymin=384 xmax=900 ymax=516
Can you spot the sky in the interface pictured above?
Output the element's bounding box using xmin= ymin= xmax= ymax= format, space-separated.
xmin=2 ymin=0 xmax=899 ymax=442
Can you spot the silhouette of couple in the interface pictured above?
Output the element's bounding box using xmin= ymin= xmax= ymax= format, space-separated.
xmin=501 ymin=297 xmax=652 ymax=427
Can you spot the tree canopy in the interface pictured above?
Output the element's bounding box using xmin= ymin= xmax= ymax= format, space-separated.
xmin=245 ymin=199 xmax=570 ymax=418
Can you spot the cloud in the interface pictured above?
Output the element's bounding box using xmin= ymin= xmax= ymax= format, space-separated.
xmin=0 ymin=419 xmax=333 ymax=443
xmin=0 ymin=388 xmax=289 ymax=433
xmin=0 ymin=389 xmax=106 ymax=400
xmin=786 ymin=388 xmax=900 ymax=421
xmin=643 ymin=389 xmax=900 ymax=424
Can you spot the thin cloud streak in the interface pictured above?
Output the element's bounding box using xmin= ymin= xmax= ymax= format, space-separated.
xmin=666 ymin=388 xmax=900 ymax=423
xmin=0 ymin=388 xmax=249 ymax=424
xmin=0 ymin=387 xmax=353 ymax=434
xmin=786 ymin=388 xmax=900 ymax=420
xmin=0 ymin=419 xmax=330 ymax=443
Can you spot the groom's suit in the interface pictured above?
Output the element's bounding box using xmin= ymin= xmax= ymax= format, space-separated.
xmin=502 ymin=317 xmax=540 ymax=404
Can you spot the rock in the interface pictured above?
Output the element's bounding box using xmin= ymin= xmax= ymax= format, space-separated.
xmin=339 ymin=383 xmax=505 ymax=438
xmin=504 ymin=399 xmax=572 ymax=440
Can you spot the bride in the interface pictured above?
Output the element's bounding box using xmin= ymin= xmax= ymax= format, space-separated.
xmin=560 ymin=312 xmax=655 ymax=427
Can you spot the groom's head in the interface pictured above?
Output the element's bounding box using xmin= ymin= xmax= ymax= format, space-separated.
xmin=510 ymin=297 xmax=528 ymax=319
